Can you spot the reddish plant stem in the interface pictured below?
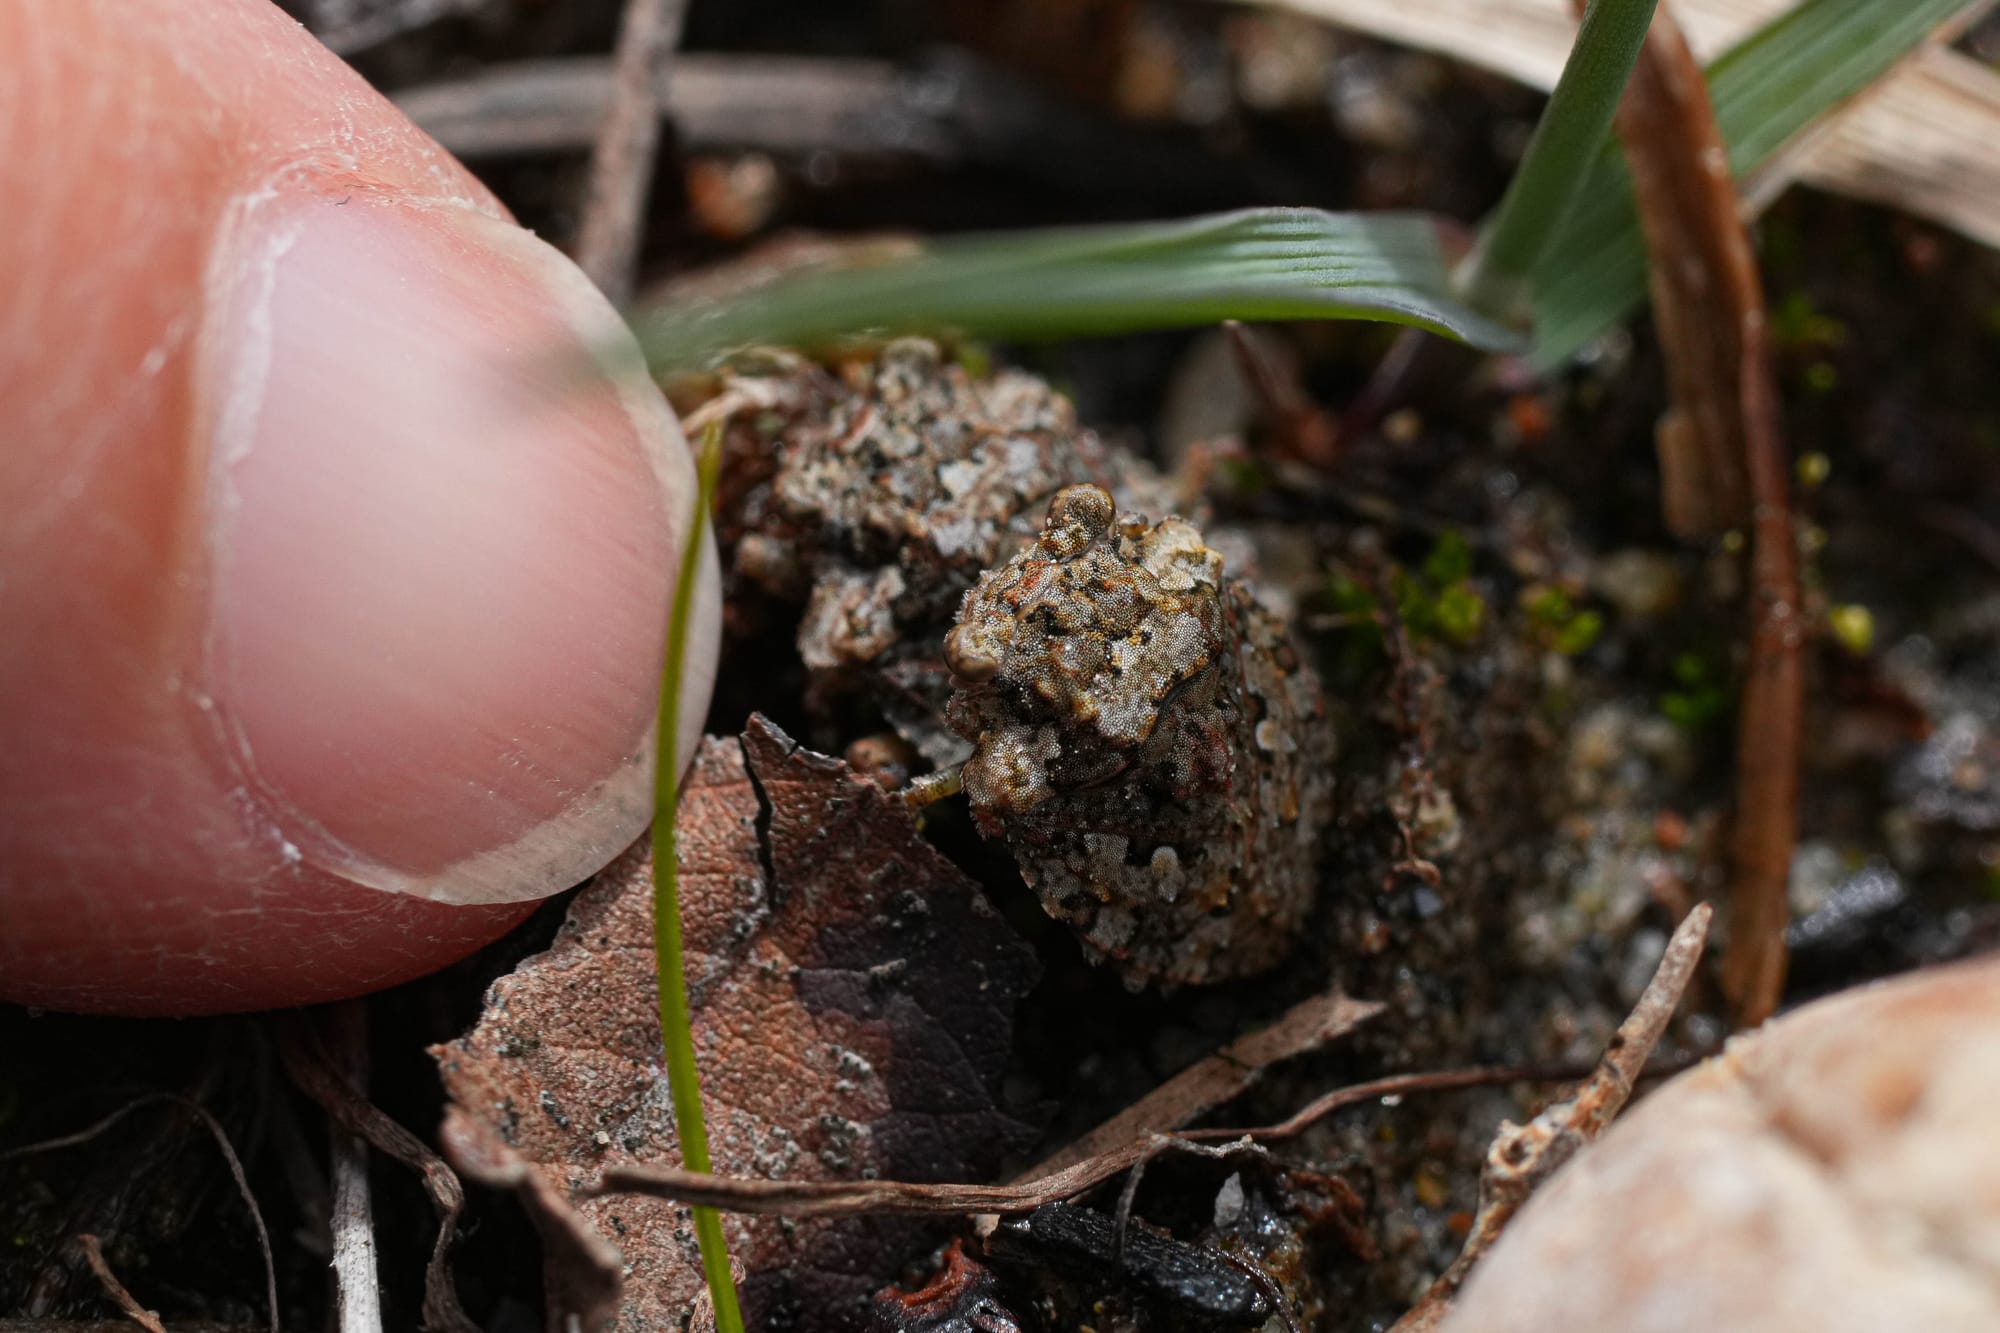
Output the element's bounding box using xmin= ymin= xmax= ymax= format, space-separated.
xmin=1597 ymin=2 xmax=1802 ymax=1027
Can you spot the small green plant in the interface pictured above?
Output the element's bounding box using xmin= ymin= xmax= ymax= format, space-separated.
xmin=1769 ymin=292 xmax=1847 ymax=350
xmin=1522 ymin=585 xmax=1606 ymax=656
xmin=651 ymin=422 xmax=744 ymax=1333
xmin=1398 ymin=532 xmax=1488 ymax=648
xmin=1451 ymin=0 xmax=1658 ymax=324
xmin=1321 ymin=533 xmax=1488 ymax=663
xmin=1660 ymin=650 xmax=1729 ymax=731
xmin=1530 ymin=0 xmax=1980 ymax=365
xmin=1321 ymin=572 xmax=1388 ymax=684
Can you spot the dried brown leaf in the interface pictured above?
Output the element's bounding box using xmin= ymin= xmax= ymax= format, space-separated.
xmin=434 ymin=716 xmax=1038 ymax=1332
xmin=439 ymin=1106 xmax=625 ymax=1333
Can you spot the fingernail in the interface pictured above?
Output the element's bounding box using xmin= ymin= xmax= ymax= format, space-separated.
xmin=199 ymin=194 xmax=717 ymax=904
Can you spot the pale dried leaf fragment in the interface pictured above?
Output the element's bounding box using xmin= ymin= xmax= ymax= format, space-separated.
xmin=1245 ymin=0 xmax=2000 ymax=252
xmin=435 ymin=717 xmax=1038 ymax=1332
xmin=1757 ymin=44 xmax=2000 ymax=252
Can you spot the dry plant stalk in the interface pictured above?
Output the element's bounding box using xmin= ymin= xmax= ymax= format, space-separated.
xmin=74 ymin=1234 xmax=168 ymax=1333
xmin=439 ymin=1107 xmax=625 ymax=1333
xmin=1388 ymin=903 xmax=1713 ymax=1332
xmin=1025 ymin=989 xmax=1382 ymax=1179
xmin=590 ymin=1056 xmax=1638 ymax=1221
xmin=1599 ymin=1 xmax=1800 ymax=1027
xmin=324 ymin=1004 xmax=382 ymax=1333
xmin=275 ymin=1017 xmax=476 ymax=1333
xmin=573 ymin=0 xmax=689 ymax=303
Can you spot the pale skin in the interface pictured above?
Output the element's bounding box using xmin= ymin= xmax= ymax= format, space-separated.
xmin=0 ymin=0 xmax=719 ymax=1014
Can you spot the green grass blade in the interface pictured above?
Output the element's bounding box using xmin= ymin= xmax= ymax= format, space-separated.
xmin=638 ymin=207 xmax=1524 ymax=366
xmin=1456 ymin=0 xmax=1659 ymax=322
xmin=1531 ymin=0 xmax=1980 ymax=366
xmin=651 ymin=423 xmax=743 ymax=1333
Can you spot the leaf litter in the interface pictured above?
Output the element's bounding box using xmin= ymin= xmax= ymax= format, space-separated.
xmin=434 ymin=716 xmax=1041 ymax=1332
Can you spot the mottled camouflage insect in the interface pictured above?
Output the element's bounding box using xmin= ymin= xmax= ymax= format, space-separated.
xmin=940 ymin=485 xmax=1334 ymax=986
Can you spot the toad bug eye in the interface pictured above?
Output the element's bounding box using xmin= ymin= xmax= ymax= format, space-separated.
xmin=1039 ymin=483 xmax=1117 ymax=558
xmin=944 ymin=622 xmax=1003 ymax=683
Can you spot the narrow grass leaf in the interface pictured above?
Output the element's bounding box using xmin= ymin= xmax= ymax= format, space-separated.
xmin=638 ymin=207 xmax=1523 ymax=367
xmin=1456 ymin=0 xmax=1659 ymax=322
xmin=651 ymin=422 xmax=743 ymax=1333
xmin=1532 ymin=0 xmax=1982 ymax=366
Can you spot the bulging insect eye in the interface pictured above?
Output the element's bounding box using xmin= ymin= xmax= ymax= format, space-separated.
xmin=945 ymin=622 xmax=1002 ymax=682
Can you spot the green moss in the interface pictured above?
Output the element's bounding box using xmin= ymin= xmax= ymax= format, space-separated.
xmin=1522 ymin=584 xmax=1603 ymax=655
xmin=1423 ymin=529 xmax=1474 ymax=586
xmin=1660 ymin=650 xmax=1729 ymax=731
xmin=1552 ymin=609 xmax=1604 ymax=656
xmin=1432 ymin=582 xmax=1487 ymax=646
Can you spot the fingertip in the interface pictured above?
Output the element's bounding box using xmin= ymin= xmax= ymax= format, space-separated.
xmin=0 ymin=0 xmax=717 ymax=1013
xmin=200 ymin=192 xmax=712 ymax=905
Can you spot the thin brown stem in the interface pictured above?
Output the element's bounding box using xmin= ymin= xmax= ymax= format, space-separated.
xmin=74 ymin=1234 xmax=167 ymax=1333
xmin=591 ymin=1057 xmax=1644 ymax=1219
xmin=573 ymin=0 xmax=689 ymax=304
xmin=1592 ymin=0 xmax=1801 ymax=1026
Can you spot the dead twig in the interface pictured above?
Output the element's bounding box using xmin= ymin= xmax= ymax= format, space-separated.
xmin=0 ymin=1323 xmax=245 ymax=1333
xmin=394 ymin=55 xmax=939 ymax=160
xmin=1724 ymin=343 xmax=1805 ymax=1030
xmin=393 ymin=50 xmax=1288 ymax=203
xmin=301 ymin=0 xmax=488 ymax=56
xmin=1597 ymin=1 xmax=1801 ymax=1028
xmin=1030 ymin=990 xmax=1382 ymax=1179
xmin=1108 ymin=1135 xmax=1274 ymax=1267
xmin=1388 ymin=903 xmax=1713 ymax=1332
xmin=274 ymin=1017 xmax=476 ymax=1333
xmin=324 ymin=1004 xmax=382 ymax=1333
xmin=1599 ymin=0 xmax=1755 ymax=536
xmin=592 ymin=1056 xmax=1647 ymax=1219
xmin=1222 ymin=321 xmax=1340 ymax=469
xmin=72 ymin=1235 xmax=166 ymax=1333
xmin=1216 ymin=1251 xmax=1305 ymax=1333
xmin=0 ymin=1102 xmax=157 ymax=1164
xmin=962 ymin=988 xmax=1377 ymax=1239
xmin=573 ymin=0 xmax=689 ymax=304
